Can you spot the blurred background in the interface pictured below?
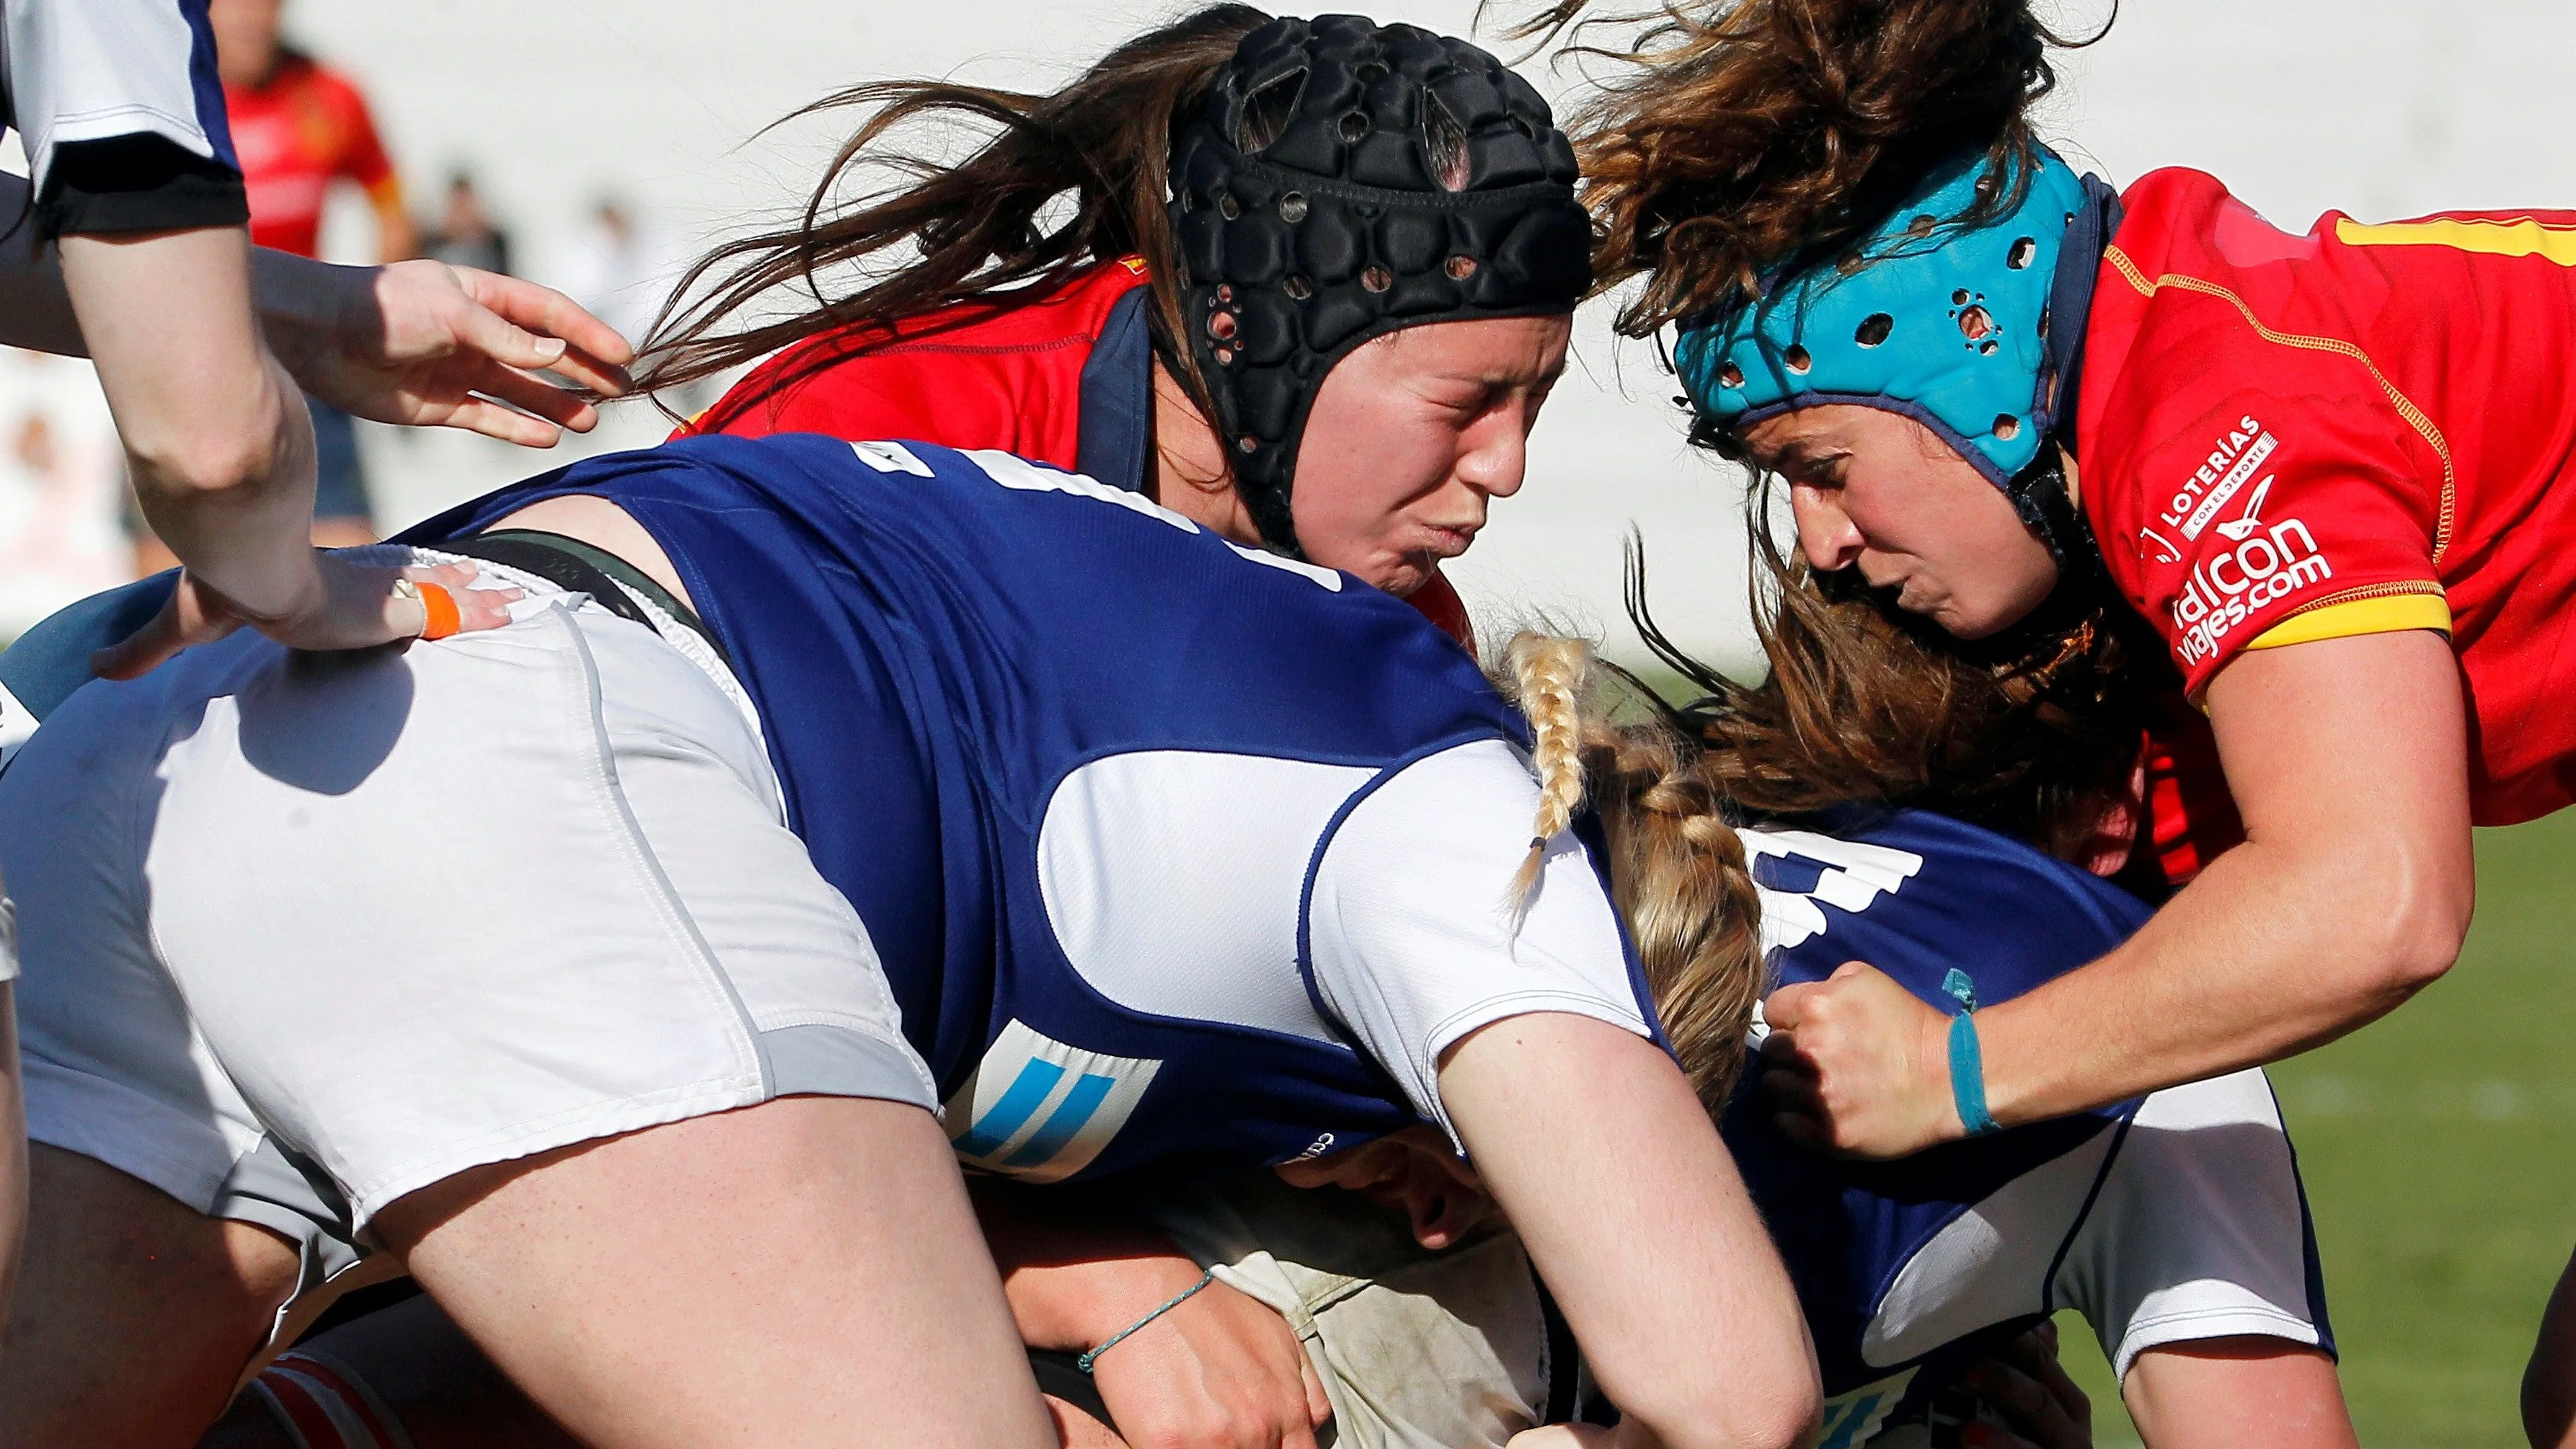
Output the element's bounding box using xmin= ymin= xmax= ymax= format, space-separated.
xmin=4 ymin=2 xmax=2573 ymax=1443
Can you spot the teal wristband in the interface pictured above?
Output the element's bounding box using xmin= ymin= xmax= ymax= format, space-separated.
xmin=1076 ymin=1267 xmax=1218 ymax=1373
xmin=1947 ymin=1009 xmax=2000 ymax=1137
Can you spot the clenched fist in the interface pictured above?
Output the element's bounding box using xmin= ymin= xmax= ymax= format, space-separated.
xmin=1760 ymin=960 xmax=1970 ymax=1158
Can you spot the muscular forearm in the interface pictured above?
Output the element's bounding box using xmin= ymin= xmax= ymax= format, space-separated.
xmin=1979 ymin=827 xmax=2456 ymax=1123
xmin=970 ymin=1177 xmax=1198 ymax=1351
xmin=1445 ymin=1015 xmax=1819 ymax=1449
xmin=60 ymin=228 xmax=322 ymax=618
xmin=1980 ymin=631 xmax=2473 ymax=1125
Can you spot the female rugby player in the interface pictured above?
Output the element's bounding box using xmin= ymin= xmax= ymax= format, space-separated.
xmin=632 ymin=6 xmax=1589 ymax=642
xmin=172 ymin=627 xmax=2350 ymax=1449
xmin=1546 ymin=0 xmax=2576 ymax=1368
xmin=0 ymin=435 xmax=1819 ymax=1449
xmin=465 ymin=15 xmax=1595 ymax=1441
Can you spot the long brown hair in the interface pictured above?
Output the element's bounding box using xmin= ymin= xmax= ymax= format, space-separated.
xmin=1497 ymin=549 xmax=2154 ymax=1110
xmin=1640 ymin=521 xmax=2159 ymax=862
xmin=1536 ymin=0 xmax=2110 ymax=335
xmin=635 ymin=5 xmax=1269 ymax=430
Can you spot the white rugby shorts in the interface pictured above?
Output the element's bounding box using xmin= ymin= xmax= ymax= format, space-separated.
xmin=0 ymin=550 xmax=935 ymax=1296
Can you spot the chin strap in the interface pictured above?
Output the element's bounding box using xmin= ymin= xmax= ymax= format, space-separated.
xmin=2005 ymin=446 xmax=2108 ymax=587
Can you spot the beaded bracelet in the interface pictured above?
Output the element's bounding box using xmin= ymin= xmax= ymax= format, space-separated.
xmin=1077 ymin=1267 xmax=1219 ymax=1374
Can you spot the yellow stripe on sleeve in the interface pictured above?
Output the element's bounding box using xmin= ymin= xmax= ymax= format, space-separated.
xmin=2335 ymin=216 xmax=2576 ymax=265
xmin=2246 ymin=591 xmax=2452 ymax=651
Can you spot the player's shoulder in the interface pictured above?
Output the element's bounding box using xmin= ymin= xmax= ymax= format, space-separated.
xmin=696 ymin=260 xmax=1148 ymax=440
xmin=1752 ymin=809 xmax=2148 ymax=1005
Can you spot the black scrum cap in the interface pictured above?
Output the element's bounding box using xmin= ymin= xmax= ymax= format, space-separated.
xmin=1168 ymin=14 xmax=1592 ymax=555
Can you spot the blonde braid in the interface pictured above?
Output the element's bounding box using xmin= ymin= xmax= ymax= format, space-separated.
xmin=1502 ymin=632 xmax=1595 ymax=907
xmin=1498 ymin=634 xmax=1771 ymax=1113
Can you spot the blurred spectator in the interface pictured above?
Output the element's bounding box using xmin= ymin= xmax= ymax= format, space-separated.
xmin=158 ymin=0 xmax=406 ymax=570
xmin=0 ymin=350 xmax=137 ymax=640
xmin=420 ymin=172 xmax=513 ymax=277
xmin=555 ymin=198 xmax=681 ymax=355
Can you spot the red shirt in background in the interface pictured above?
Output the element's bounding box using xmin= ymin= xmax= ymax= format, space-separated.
xmin=687 ymin=257 xmax=1477 ymax=646
xmin=2084 ymin=167 xmax=2576 ymax=833
xmin=224 ymin=52 xmax=399 ymax=260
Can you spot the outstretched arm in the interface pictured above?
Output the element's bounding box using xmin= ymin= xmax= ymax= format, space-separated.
xmin=1763 ymin=629 xmax=2473 ymax=1155
xmin=1440 ymin=1012 xmax=1819 ymax=1449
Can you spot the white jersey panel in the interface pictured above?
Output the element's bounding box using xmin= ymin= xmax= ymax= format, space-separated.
xmin=1307 ymin=739 xmax=1650 ymax=1145
xmin=1038 ymin=749 xmax=1373 ymax=1046
xmin=1862 ymin=1067 xmax=2322 ymax=1380
xmin=2053 ymin=1068 xmax=2322 ymax=1376
xmin=2 ymin=0 xmax=224 ymax=191
xmin=1859 ymin=1126 xmax=2122 ymax=1368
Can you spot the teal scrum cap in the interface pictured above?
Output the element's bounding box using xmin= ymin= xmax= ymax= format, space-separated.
xmin=1674 ymin=144 xmax=2099 ymax=491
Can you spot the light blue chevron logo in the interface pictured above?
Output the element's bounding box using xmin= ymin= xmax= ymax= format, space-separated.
xmin=1814 ymin=1368 xmax=1917 ymax=1449
xmin=943 ymin=1020 xmax=1161 ymax=1183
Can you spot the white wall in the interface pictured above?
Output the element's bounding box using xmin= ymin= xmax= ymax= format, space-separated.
xmin=53 ymin=3 xmax=2576 ymax=663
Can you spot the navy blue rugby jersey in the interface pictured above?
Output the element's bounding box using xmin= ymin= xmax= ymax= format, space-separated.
xmin=1724 ymin=809 xmax=2329 ymax=1443
xmin=414 ymin=434 xmax=1657 ymax=1183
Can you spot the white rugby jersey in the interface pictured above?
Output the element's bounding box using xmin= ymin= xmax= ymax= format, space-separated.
xmin=1 ymin=0 xmax=237 ymax=194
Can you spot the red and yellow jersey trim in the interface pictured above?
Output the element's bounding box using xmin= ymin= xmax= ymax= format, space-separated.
xmin=2246 ymin=584 xmax=2451 ymax=651
xmin=2334 ymin=216 xmax=2576 ymax=265
xmin=2104 ymin=244 xmax=2460 ymax=564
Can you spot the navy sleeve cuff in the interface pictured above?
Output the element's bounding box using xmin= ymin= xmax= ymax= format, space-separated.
xmin=38 ymin=134 xmax=247 ymax=239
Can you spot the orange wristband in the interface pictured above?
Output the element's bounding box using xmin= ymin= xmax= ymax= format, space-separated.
xmin=415 ymin=581 xmax=462 ymax=641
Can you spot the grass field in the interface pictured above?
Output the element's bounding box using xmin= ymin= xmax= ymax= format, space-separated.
xmin=2048 ymin=810 xmax=2576 ymax=1448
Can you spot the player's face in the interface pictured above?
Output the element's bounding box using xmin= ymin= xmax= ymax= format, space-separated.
xmin=1740 ymin=404 xmax=2059 ymax=639
xmin=1290 ymin=315 xmax=1572 ymax=598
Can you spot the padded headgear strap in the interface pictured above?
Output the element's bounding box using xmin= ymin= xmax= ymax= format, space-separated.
xmin=1169 ymin=14 xmax=1592 ymax=554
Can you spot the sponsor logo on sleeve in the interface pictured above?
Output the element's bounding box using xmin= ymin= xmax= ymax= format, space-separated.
xmin=2171 ymin=505 xmax=2332 ymax=668
xmin=2159 ymin=416 xmax=2278 ymax=541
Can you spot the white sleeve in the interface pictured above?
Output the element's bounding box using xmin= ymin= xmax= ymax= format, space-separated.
xmin=1305 ymin=738 xmax=1654 ymax=1148
xmin=2051 ymin=1068 xmax=2327 ymax=1379
xmin=0 ymin=895 xmax=15 ymax=984
xmin=4 ymin=0 xmax=233 ymax=193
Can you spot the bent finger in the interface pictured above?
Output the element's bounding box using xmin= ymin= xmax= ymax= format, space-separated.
xmin=89 ymin=598 xmax=191 ymax=681
xmin=536 ymin=342 xmax=635 ymax=402
xmin=464 ymin=363 xmax=599 ymax=430
xmin=435 ymin=395 xmax=566 ymax=449
xmin=1297 ymin=1339 xmax=1332 ymax=1428
xmin=458 ymin=270 xmax=637 ymax=371
xmin=1762 ymin=982 xmax=1815 ymax=1031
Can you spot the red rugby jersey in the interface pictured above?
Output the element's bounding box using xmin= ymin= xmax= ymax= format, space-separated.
xmin=225 ymin=54 xmax=399 ymax=260
xmin=2081 ymin=168 xmax=2576 ymax=826
xmin=686 ymin=258 xmax=1477 ymax=646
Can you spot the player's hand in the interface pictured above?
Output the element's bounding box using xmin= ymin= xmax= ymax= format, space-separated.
xmin=260 ymin=255 xmax=635 ymax=447
xmin=1082 ymin=1264 xmax=1332 ymax=1449
xmin=1958 ymin=1320 xmax=2094 ymax=1449
xmin=91 ymin=557 xmax=521 ymax=681
xmin=1273 ymin=1125 xmax=1490 ymax=1249
xmin=1761 ymin=960 xmax=1962 ymax=1158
